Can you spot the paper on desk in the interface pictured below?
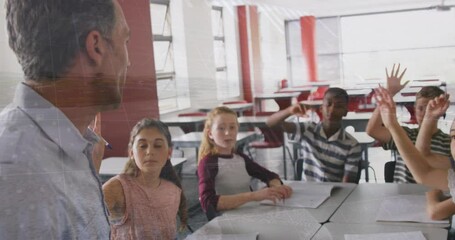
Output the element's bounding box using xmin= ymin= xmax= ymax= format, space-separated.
xmin=344 ymin=231 xmax=426 ymax=240
xmin=375 ymin=195 xmax=449 ymax=224
xmin=190 ymin=233 xmax=259 ymax=240
xmin=261 ymin=182 xmax=334 ymax=208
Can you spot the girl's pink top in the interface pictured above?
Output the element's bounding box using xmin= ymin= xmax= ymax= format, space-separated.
xmin=110 ymin=174 xmax=181 ymax=240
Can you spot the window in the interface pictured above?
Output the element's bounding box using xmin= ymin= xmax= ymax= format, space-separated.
xmin=285 ymin=9 xmax=455 ymax=87
xmin=211 ymin=5 xmax=239 ymax=99
xmin=150 ymin=0 xmax=178 ymax=113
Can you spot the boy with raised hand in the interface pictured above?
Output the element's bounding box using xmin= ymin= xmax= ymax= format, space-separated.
xmin=267 ymin=87 xmax=361 ymax=183
xmin=374 ymin=87 xmax=455 ymax=220
xmin=366 ymin=64 xmax=451 ymax=183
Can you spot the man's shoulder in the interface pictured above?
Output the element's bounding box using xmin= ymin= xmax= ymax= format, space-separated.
xmin=0 ymin=108 xmax=51 ymax=167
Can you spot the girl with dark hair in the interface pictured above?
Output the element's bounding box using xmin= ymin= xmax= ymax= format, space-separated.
xmin=103 ymin=118 xmax=188 ymax=239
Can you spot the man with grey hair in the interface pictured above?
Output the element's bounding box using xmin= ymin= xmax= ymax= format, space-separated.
xmin=0 ymin=0 xmax=130 ymax=238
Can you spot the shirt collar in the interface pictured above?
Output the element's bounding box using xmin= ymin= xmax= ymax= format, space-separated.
xmin=14 ymin=83 xmax=96 ymax=156
xmin=316 ymin=122 xmax=346 ymax=142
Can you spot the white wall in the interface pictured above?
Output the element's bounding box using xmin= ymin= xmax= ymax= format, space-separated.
xmin=0 ymin=0 xmax=23 ymax=109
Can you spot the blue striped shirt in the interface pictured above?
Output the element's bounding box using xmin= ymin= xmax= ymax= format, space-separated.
xmin=292 ymin=122 xmax=361 ymax=182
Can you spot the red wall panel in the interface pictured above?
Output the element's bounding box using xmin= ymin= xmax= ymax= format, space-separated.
xmin=103 ymin=0 xmax=159 ymax=157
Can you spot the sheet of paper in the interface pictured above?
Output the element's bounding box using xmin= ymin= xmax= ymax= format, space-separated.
xmin=261 ymin=182 xmax=334 ymax=208
xmin=345 ymin=231 xmax=426 ymax=240
xmin=188 ymin=233 xmax=258 ymax=240
xmin=375 ymin=195 xmax=449 ymax=224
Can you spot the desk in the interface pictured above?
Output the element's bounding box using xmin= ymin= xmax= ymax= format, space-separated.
xmin=401 ymin=87 xmax=421 ymax=96
xmin=409 ymin=79 xmax=444 ymax=88
xmin=330 ymin=183 xmax=450 ymax=228
xmin=161 ymin=116 xmax=206 ymax=133
xmin=172 ymin=131 xmax=258 ymax=159
xmin=254 ymin=92 xmax=299 ymax=112
xmin=186 ymin=207 xmax=321 ymax=240
xmin=276 ymin=87 xmax=314 ymax=102
xmin=312 ymin=222 xmax=447 ymax=240
xmin=341 ymin=112 xmax=373 ymax=132
xmin=349 ymin=132 xmax=374 ymax=182
xmin=346 ymin=89 xmax=372 ymax=97
xmin=199 ymin=103 xmax=254 ymax=117
xmin=99 ymin=157 xmax=187 ymax=176
xmin=276 ymin=86 xmax=314 ymax=93
xmin=223 ymin=181 xmax=356 ymax=224
xmin=300 ymin=100 xmax=323 ymax=121
xmin=237 ymin=116 xmax=269 ymax=128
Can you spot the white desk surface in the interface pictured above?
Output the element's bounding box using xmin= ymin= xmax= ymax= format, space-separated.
xmin=330 ymin=183 xmax=450 ymax=228
xmin=199 ymin=103 xmax=254 ymax=113
xmin=394 ymin=95 xmax=415 ymax=104
xmin=237 ymin=116 xmax=269 ymax=127
xmin=312 ymin=222 xmax=447 ymax=240
xmin=99 ymin=157 xmax=186 ymax=175
xmin=187 ymin=207 xmax=322 ymax=240
xmin=220 ymin=181 xmax=357 ymax=224
xmin=255 ymin=92 xmax=300 ymax=99
xmin=346 ymin=89 xmax=372 ymax=96
xmin=172 ymin=131 xmax=258 ymax=148
xmin=343 ymin=112 xmax=373 ymax=120
xmin=276 ymin=86 xmax=314 ymax=93
xmin=161 ymin=116 xmax=206 ymax=125
xmin=348 ymin=132 xmax=374 ymax=145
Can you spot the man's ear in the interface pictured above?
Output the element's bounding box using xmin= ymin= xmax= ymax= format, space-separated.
xmin=85 ymin=30 xmax=107 ymax=66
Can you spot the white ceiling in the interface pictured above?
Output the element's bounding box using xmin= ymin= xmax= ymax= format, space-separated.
xmin=247 ymin=0 xmax=455 ymax=17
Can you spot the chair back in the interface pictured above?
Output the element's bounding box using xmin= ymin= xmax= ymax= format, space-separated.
xmin=384 ymin=161 xmax=395 ymax=183
xmin=294 ymin=158 xmax=303 ymax=180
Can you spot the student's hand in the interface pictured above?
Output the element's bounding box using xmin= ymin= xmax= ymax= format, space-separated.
xmin=373 ymin=86 xmax=399 ymax=129
xmin=253 ymin=187 xmax=283 ymax=204
xmin=426 ymin=189 xmax=443 ymax=201
xmin=386 ymin=63 xmax=408 ymax=96
xmin=271 ymin=184 xmax=293 ymax=199
xmin=288 ymin=103 xmax=307 ymax=117
xmin=425 ymin=94 xmax=450 ymax=120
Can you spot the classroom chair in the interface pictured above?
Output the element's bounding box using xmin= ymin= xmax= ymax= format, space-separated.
xmin=247 ymin=112 xmax=294 ymax=180
xmin=384 ymin=150 xmax=397 ymax=183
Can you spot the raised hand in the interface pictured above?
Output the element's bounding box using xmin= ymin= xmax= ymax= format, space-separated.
xmin=386 ymin=63 xmax=408 ymax=96
xmin=373 ymin=86 xmax=399 ymax=128
xmin=289 ymin=103 xmax=307 ymax=117
xmin=425 ymin=94 xmax=450 ymax=120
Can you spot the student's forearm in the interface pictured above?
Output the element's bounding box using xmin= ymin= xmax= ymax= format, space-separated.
xmin=266 ymin=107 xmax=292 ymax=128
xmin=426 ymin=154 xmax=452 ymax=169
xmin=415 ymin=118 xmax=451 ymax=169
xmin=415 ymin=118 xmax=438 ymax=156
xmin=268 ymin=178 xmax=282 ymax=187
xmin=365 ymin=108 xmax=391 ymax=143
xmin=216 ymin=192 xmax=256 ymax=211
xmin=388 ymin=121 xmax=448 ymax=190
